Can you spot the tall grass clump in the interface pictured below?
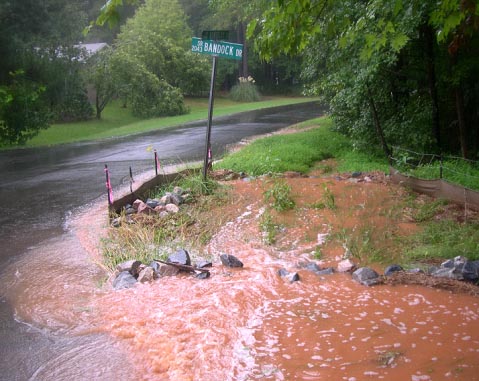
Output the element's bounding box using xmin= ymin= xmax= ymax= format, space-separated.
xmin=229 ymin=76 xmax=261 ymax=102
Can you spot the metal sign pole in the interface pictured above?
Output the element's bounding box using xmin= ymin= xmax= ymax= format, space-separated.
xmin=202 ymin=55 xmax=218 ymax=181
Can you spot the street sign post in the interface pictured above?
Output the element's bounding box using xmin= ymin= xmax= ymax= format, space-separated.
xmin=192 ymin=35 xmax=244 ymax=180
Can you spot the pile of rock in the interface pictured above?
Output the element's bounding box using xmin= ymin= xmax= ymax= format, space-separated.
xmin=111 ymin=186 xmax=190 ymax=227
xmin=277 ymin=256 xmax=479 ymax=287
xmin=111 ymin=249 xmax=244 ymax=290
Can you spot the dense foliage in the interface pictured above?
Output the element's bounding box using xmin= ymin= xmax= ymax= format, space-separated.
xmin=250 ymin=0 xmax=479 ymax=159
xmin=0 ymin=0 xmax=92 ymax=144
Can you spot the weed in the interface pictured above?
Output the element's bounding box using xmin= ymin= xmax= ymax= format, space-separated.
xmin=263 ymin=178 xmax=295 ymax=212
xmin=312 ymin=245 xmax=323 ymax=260
xmin=309 ymin=184 xmax=336 ymax=210
xmin=334 ymin=226 xmax=388 ymax=265
xmin=259 ymin=209 xmax=281 ymax=245
xmin=412 ymin=198 xmax=448 ymax=222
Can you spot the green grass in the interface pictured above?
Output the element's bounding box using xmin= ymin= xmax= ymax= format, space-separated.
xmin=215 ymin=116 xmax=389 ymax=175
xmin=3 ymin=96 xmax=318 ymax=149
xmin=404 ymin=219 xmax=479 ymax=262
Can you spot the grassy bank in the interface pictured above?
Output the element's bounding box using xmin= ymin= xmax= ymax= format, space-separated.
xmin=7 ymin=96 xmax=317 ymax=148
xmin=215 ymin=117 xmax=390 ymax=175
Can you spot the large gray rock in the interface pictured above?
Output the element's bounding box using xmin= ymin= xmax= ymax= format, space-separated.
xmin=220 ymin=254 xmax=243 ymax=268
xmin=113 ymin=271 xmax=137 ymax=290
xmin=432 ymin=256 xmax=479 ymax=281
xmin=167 ymin=249 xmax=191 ymax=266
xmin=352 ymin=267 xmax=380 ymax=286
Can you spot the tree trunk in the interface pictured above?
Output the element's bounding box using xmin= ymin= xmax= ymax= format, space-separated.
xmin=238 ymin=22 xmax=248 ymax=78
xmin=95 ymin=93 xmax=102 ymax=120
xmin=422 ymin=24 xmax=441 ymax=149
xmin=454 ymin=86 xmax=468 ymax=159
xmin=367 ymin=85 xmax=391 ymax=160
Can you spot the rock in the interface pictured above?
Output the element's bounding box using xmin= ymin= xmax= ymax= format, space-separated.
xmin=300 ymin=262 xmax=334 ymax=276
xmin=195 ymin=271 xmax=210 ymax=279
xmin=158 ymin=263 xmax=180 ymax=277
xmin=173 ymin=186 xmax=184 ymax=195
xmin=441 ymin=259 xmax=454 ymax=269
xmin=137 ymin=202 xmax=152 ymax=215
xmin=315 ymin=267 xmax=335 ymax=276
xmin=165 ymin=203 xmax=179 ymax=214
xmin=220 ymin=254 xmax=243 ymax=268
xmin=111 ymin=217 xmax=121 ymax=228
xmin=138 ymin=266 xmax=156 ymax=283
xmin=431 ymin=256 xmax=479 ymax=282
xmin=146 ymin=198 xmax=160 ymax=209
xmin=149 ymin=261 xmax=160 ymax=272
xmin=112 ymin=271 xmax=137 ymax=290
xmin=160 ymin=194 xmax=172 ymax=204
xmin=337 ymin=259 xmax=356 ymax=273
xmin=277 ymin=268 xmax=300 ymax=283
xmin=116 ymin=259 xmax=141 ymax=274
xmin=132 ymin=199 xmax=144 ymax=210
xmin=170 ymin=193 xmax=183 ymax=206
xmin=351 ymin=171 xmax=362 ymax=178
xmin=158 ymin=211 xmax=169 ymax=218
xmin=303 ymin=262 xmax=321 ymax=272
xmin=130 ymin=260 xmax=143 ymax=278
xmin=384 ymin=264 xmax=403 ymax=276
xmin=352 ymin=267 xmax=381 ymax=286
xmin=167 ymin=248 xmax=191 ymax=266
xmin=407 ymin=268 xmax=424 ymax=274
xmin=124 ymin=204 xmax=136 ymax=215
xmin=431 ymin=267 xmax=457 ymax=279
xmin=196 ymin=260 xmax=213 ymax=269
xmin=154 ymin=205 xmax=166 ymax=213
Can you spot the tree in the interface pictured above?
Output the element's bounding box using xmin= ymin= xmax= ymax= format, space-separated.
xmin=103 ymin=0 xmax=207 ymax=117
xmin=0 ymin=0 xmax=90 ymax=144
xmin=251 ymin=0 xmax=479 ymax=158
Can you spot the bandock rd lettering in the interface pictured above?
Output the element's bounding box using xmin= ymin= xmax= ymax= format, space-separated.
xmin=191 ymin=37 xmax=243 ymax=61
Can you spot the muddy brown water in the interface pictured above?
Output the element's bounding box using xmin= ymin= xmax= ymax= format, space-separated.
xmin=3 ymin=177 xmax=479 ymax=380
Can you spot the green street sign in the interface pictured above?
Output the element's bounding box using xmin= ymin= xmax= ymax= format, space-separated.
xmin=191 ymin=37 xmax=243 ymax=61
xmin=201 ymin=30 xmax=229 ymax=41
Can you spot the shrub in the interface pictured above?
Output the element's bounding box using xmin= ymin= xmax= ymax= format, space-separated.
xmin=229 ymin=76 xmax=261 ymax=102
